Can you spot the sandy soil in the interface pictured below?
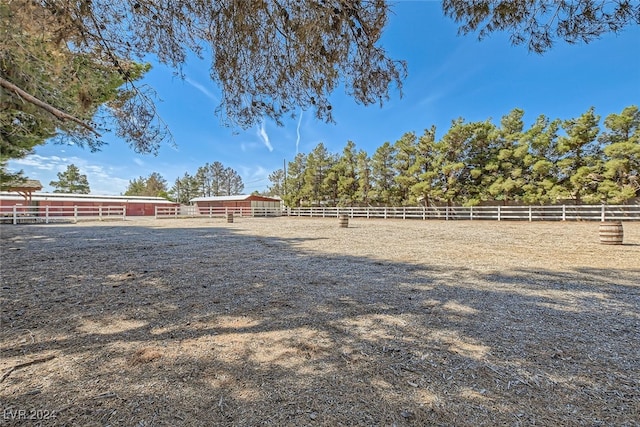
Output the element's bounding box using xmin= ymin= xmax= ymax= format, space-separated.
xmin=1 ymin=217 xmax=639 ymax=426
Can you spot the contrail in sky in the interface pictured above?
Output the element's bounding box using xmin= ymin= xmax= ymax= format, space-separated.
xmin=185 ymin=77 xmax=218 ymax=102
xmin=296 ymin=110 xmax=303 ymax=154
xmin=258 ymin=121 xmax=274 ymax=152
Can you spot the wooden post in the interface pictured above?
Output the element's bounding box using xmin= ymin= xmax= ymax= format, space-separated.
xmin=562 ymin=205 xmax=566 ymax=221
xmin=529 ymin=206 xmax=532 ymax=222
xmin=99 ymin=206 xmax=103 ymax=221
xmin=497 ymin=206 xmax=501 ymax=221
xmin=13 ymin=205 xmax=17 ymax=225
xmin=45 ymin=205 xmax=50 ymax=224
xmin=601 ymin=204 xmax=606 ymax=222
xmin=470 ymin=206 xmax=473 ymax=221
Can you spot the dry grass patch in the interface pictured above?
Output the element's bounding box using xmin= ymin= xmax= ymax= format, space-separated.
xmin=1 ymin=218 xmax=638 ymax=426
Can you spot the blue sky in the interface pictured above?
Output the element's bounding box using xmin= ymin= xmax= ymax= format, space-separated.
xmin=8 ymin=1 xmax=640 ymax=195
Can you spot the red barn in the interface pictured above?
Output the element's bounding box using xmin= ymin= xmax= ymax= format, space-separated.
xmin=191 ymin=195 xmax=281 ymax=216
xmin=0 ymin=192 xmax=178 ymax=217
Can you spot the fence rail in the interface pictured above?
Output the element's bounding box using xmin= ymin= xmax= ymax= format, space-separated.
xmin=3 ymin=204 xmax=637 ymax=224
xmin=286 ymin=204 xmax=640 ymax=221
xmin=155 ymin=205 xmax=282 ymax=219
xmin=0 ymin=205 xmax=126 ymax=224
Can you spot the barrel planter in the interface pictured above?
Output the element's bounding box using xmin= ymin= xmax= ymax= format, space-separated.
xmin=338 ymin=214 xmax=349 ymax=228
xmin=599 ymin=221 xmax=623 ymax=245
xmin=226 ymin=212 xmax=234 ymax=223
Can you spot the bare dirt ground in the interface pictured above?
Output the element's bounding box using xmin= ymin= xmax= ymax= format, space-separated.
xmin=1 ymin=217 xmax=639 ymax=426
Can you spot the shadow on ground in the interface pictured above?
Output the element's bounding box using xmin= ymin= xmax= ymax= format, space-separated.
xmin=1 ymin=222 xmax=638 ymax=426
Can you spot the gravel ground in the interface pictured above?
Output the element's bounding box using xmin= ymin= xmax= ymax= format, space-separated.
xmin=1 ymin=217 xmax=639 ymax=426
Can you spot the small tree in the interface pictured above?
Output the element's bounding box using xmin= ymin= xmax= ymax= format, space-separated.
xmin=124 ymin=172 xmax=168 ymax=198
xmin=50 ymin=164 xmax=90 ymax=194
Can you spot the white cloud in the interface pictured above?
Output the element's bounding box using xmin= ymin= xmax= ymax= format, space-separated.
xmin=257 ymin=121 xmax=274 ymax=152
xmin=11 ymin=155 xmax=60 ymax=171
xmin=133 ymin=157 xmax=145 ymax=167
xmin=7 ymin=154 xmax=129 ymax=195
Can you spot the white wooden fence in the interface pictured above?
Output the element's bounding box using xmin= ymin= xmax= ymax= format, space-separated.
xmin=0 ymin=205 xmax=126 ymax=224
xmin=155 ymin=205 xmax=282 ymax=219
xmin=286 ymin=205 xmax=640 ymax=221
xmin=4 ymin=204 xmax=637 ymax=224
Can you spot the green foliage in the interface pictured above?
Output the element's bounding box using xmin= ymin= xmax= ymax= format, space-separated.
xmin=168 ymin=162 xmax=244 ymax=203
xmin=49 ymin=164 xmax=90 ymax=194
xmin=0 ymin=1 xmax=154 ymax=167
xmin=277 ymin=105 xmax=639 ymax=207
xmin=266 ymin=169 xmax=285 ymax=197
xmin=124 ymin=172 xmax=169 ymax=198
xmin=371 ymin=142 xmax=397 ymax=205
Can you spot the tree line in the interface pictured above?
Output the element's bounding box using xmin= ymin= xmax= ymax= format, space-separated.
xmin=167 ymin=162 xmax=244 ymax=204
xmin=268 ymin=106 xmax=639 ymax=207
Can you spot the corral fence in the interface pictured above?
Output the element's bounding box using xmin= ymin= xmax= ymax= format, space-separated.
xmin=4 ymin=204 xmax=637 ymax=224
xmin=0 ymin=205 xmax=126 ymax=224
xmin=155 ymin=205 xmax=282 ymax=219
xmin=286 ymin=205 xmax=640 ymax=221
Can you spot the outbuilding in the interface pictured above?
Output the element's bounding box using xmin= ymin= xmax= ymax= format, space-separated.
xmin=191 ymin=194 xmax=282 ymax=216
xmin=0 ymin=192 xmax=178 ymax=217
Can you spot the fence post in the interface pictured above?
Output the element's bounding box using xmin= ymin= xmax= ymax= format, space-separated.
xmin=122 ymin=206 xmax=126 ymax=221
xmin=74 ymin=206 xmax=78 ymax=223
xmin=384 ymin=207 xmax=387 ymax=219
xmin=562 ymin=205 xmax=566 ymax=221
xmin=402 ymin=207 xmax=406 ymax=220
xmin=470 ymin=206 xmax=473 ymax=221
xmin=99 ymin=206 xmax=103 ymax=221
xmin=529 ymin=205 xmax=532 ymax=222
xmin=497 ymin=206 xmax=501 ymax=221
xmin=44 ymin=205 xmax=49 ymax=224
xmin=446 ymin=206 xmax=449 ymax=221
xmin=12 ymin=205 xmax=17 ymax=225
xmin=154 ymin=206 xmax=158 ymax=219
xmin=601 ymin=204 xmax=605 ymax=222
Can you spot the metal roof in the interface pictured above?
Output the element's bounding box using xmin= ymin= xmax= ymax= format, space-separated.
xmin=0 ymin=192 xmax=176 ymax=204
xmin=190 ymin=195 xmax=252 ymax=202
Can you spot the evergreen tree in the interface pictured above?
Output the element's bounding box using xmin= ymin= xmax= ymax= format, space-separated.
xmin=169 ymin=173 xmax=199 ymax=204
xmin=557 ymin=107 xmax=602 ymax=203
xmin=409 ymin=126 xmax=439 ymax=206
xmin=443 ymin=0 xmax=638 ymax=54
xmin=50 ymin=164 xmax=90 ymax=194
xmin=194 ymin=164 xmax=212 ymax=197
xmin=301 ymin=143 xmax=333 ymax=205
xmin=284 ymin=153 xmax=307 ymax=207
xmin=597 ymin=105 xmax=640 ymax=203
xmin=267 ymin=169 xmax=285 ymax=197
xmin=221 ymin=167 xmax=245 ymax=196
xmin=209 ymin=162 xmax=226 ymax=196
xmin=485 ymin=109 xmax=527 ymax=204
xmin=355 ymin=150 xmax=373 ymax=206
xmin=393 ymin=132 xmax=419 ymax=205
xmin=521 ymin=115 xmax=563 ymax=205
xmin=124 ymin=172 xmax=168 ymax=197
xmin=335 ymin=141 xmax=360 ymax=206
xmin=371 ymin=142 xmax=397 ymax=205
xmin=432 ymin=118 xmax=475 ymax=205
